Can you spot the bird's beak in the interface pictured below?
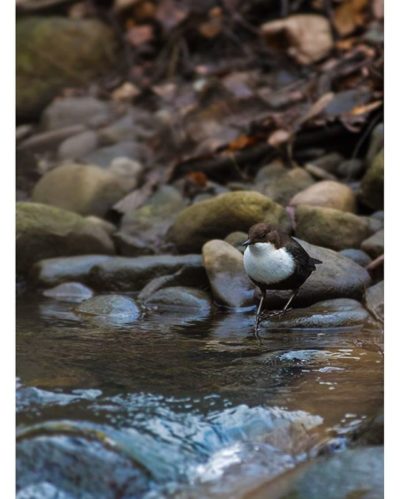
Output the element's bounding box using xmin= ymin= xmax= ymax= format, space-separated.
xmin=243 ymin=239 xmax=252 ymax=247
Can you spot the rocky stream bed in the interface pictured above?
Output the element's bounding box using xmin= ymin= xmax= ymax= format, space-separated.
xmin=16 ymin=2 xmax=383 ymax=497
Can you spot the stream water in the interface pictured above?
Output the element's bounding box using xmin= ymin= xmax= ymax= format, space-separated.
xmin=16 ymin=293 xmax=383 ymax=498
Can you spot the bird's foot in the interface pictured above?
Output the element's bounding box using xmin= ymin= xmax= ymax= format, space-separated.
xmin=263 ymin=308 xmax=291 ymax=319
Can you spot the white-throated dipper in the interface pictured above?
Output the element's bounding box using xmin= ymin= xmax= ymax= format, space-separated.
xmin=243 ymin=223 xmax=322 ymax=333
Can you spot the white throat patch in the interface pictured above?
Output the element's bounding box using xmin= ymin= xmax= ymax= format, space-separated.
xmin=243 ymin=242 xmax=295 ymax=285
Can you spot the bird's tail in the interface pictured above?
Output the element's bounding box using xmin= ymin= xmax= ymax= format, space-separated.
xmin=311 ymin=258 xmax=322 ymax=265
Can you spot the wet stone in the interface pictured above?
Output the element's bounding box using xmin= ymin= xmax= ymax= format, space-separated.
xmin=144 ymin=286 xmax=212 ymax=314
xmin=256 ymin=163 xmax=315 ymax=205
xmin=18 ymin=125 xmax=87 ymax=153
xmin=88 ymin=254 xmax=205 ymax=291
xmin=263 ymin=239 xmax=371 ymax=308
xmin=42 ymin=97 xmax=113 ymax=131
xmin=364 ymin=281 xmax=384 ymax=322
xmin=295 ymin=205 xmax=371 ymax=251
xmin=76 ymin=294 xmax=140 ymax=322
xmin=17 ymin=202 xmax=115 ymax=275
xmin=276 ymin=447 xmax=383 ymax=499
xmin=361 ymin=229 xmax=384 ymax=258
xmin=260 ymin=299 xmax=369 ymax=330
xmin=339 ymin=248 xmax=372 ymax=267
xmin=337 ymin=158 xmax=365 ymax=179
xmin=57 ymin=130 xmax=98 ymax=160
xmin=32 ymin=255 xmax=114 ymax=287
xmin=43 ymin=282 xmax=94 ymax=303
xmin=138 ymin=266 xmax=210 ymax=302
xmin=17 ymin=434 xmax=149 ymax=498
xmin=308 ymin=152 xmax=344 ymax=174
xmin=120 ymin=186 xmax=187 ymax=255
xmin=202 ymin=240 xmax=255 ymax=309
xmin=224 ymin=231 xmax=248 ymax=254
xmin=83 ymin=141 xmax=151 ymax=168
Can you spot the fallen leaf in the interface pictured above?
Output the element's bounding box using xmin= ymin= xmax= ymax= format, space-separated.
xmin=268 ymin=129 xmax=291 ymax=147
xmin=111 ymin=82 xmax=141 ymax=102
xmin=297 ymin=92 xmax=334 ymax=126
xmin=185 ymin=171 xmax=208 ymax=187
xmin=334 ymin=0 xmax=369 ymax=37
xmin=350 ymin=100 xmax=383 ymax=116
xmin=227 ymin=135 xmax=257 ymax=151
xmin=198 ymin=17 xmax=223 ymax=39
xmin=261 ymin=15 xmax=334 ymax=65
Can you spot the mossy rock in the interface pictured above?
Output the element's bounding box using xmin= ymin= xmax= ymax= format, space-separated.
xmin=295 ymin=205 xmax=371 ymax=251
xmin=17 ymin=202 xmax=114 ymax=275
xmin=167 ymin=191 xmax=290 ymax=253
xmin=360 ymin=149 xmax=384 ymax=210
xmin=16 ymin=17 xmax=117 ymax=119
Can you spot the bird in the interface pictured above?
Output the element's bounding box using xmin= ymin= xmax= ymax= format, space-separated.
xmin=243 ymin=223 xmax=322 ymax=334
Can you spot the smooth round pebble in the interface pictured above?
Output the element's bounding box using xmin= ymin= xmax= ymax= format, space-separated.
xmin=43 ymin=282 xmax=94 ymax=303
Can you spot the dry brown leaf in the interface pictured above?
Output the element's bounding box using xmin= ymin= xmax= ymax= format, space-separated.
xmin=227 ymin=135 xmax=258 ymax=151
xmin=350 ymin=100 xmax=383 ymax=116
xmin=185 ymin=171 xmax=208 ymax=187
xmin=297 ymin=92 xmax=335 ymax=126
xmin=268 ymin=129 xmax=291 ymax=147
xmin=261 ymin=15 xmax=334 ymax=65
xmin=111 ymin=82 xmax=140 ymax=102
xmin=334 ymin=0 xmax=369 ymax=36
xmin=198 ymin=18 xmax=223 ymax=39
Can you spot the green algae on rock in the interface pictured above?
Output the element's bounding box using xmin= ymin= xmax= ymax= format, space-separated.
xmin=17 ymin=202 xmax=114 ymax=274
xmin=295 ymin=205 xmax=371 ymax=251
xmin=16 ymin=17 xmax=117 ymax=118
xmin=360 ymin=149 xmax=384 ymax=210
xmin=167 ymin=191 xmax=290 ymax=253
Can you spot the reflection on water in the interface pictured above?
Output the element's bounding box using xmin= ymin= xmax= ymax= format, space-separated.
xmin=16 ymin=293 xmax=383 ymax=498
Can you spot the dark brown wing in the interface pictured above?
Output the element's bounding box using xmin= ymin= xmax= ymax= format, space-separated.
xmin=287 ymin=237 xmax=321 ymax=272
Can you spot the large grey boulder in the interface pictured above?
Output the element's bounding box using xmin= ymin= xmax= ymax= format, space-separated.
xmin=261 ymin=299 xmax=369 ymax=329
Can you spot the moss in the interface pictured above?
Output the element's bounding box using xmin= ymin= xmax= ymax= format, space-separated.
xmin=16 ymin=17 xmax=117 ymax=118
xmin=168 ymin=191 xmax=290 ymax=252
xmin=295 ymin=205 xmax=370 ymax=251
xmin=360 ymin=149 xmax=384 ymax=210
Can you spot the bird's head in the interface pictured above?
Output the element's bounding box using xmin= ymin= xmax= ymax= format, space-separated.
xmin=243 ymin=223 xmax=284 ymax=249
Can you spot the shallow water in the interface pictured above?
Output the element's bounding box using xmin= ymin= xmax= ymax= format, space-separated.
xmin=16 ymin=293 xmax=383 ymax=498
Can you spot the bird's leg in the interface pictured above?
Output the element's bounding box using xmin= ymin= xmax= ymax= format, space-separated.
xmin=282 ymin=288 xmax=300 ymax=312
xmin=254 ymin=289 xmax=265 ymax=338
xmin=266 ymin=288 xmax=300 ymax=318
